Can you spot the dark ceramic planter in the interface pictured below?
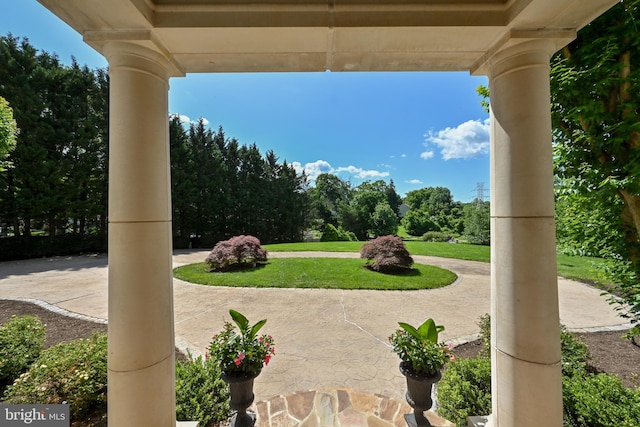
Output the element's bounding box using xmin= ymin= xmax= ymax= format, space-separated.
xmin=222 ymin=370 xmax=261 ymax=427
xmin=399 ymin=362 xmax=442 ymax=427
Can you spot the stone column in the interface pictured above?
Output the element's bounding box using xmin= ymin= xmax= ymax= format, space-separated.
xmin=487 ymin=39 xmax=563 ymax=427
xmin=104 ymin=42 xmax=176 ymax=426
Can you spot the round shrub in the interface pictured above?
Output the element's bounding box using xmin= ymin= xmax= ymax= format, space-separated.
xmin=437 ymin=357 xmax=492 ymax=426
xmin=205 ymin=235 xmax=268 ymax=272
xmin=360 ymin=235 xmax=413 ymax=272
xmin=0 ymin=315 xmax=46 ymax=385
xmin=176 ymin=353 xmax=230 ymax=427
xmin=3 ymin=333 xmax=107 ymax=420
xmin=320 ymin=224 xmax=357 ymax=242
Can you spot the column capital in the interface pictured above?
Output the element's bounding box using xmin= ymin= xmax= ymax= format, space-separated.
xmin=485 ymin=39 xmax=557 ymax=81
xmin=103 ymin=40 xmax=185 ymax=81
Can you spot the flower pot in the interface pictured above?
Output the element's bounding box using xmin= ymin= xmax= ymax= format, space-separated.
xmin=222 ymin=370 xmax=261 ymax=427
xmin=399 ymin=362 xmax=442 ymax=427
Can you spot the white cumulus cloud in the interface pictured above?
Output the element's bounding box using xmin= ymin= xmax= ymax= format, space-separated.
xmin=335 ymin=166 xmax=390 ymax=179
xmin=420 ymin=151 xmax=435 ymax=160
xmin=423 ymin=118 xmax=490 ymax=160
xmin=407 ymin=179 xmax=423 ymax=185
xmin=291 ymin=160 xmax=390 ymax=183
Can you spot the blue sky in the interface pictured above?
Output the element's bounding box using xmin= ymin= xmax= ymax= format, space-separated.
xmin=1 ymin=1 xmax=490 ymax=202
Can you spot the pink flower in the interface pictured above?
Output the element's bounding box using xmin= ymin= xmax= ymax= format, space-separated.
xmin=234 ymin=352 xmax=245 ymax=366
xmin=205 ymin=352 xmax=210 ymax=360
xmin=264 ymin=354 xmax=272 ymax=366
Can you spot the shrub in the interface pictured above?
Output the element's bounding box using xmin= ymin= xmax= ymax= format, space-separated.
xmin=437 ymin=357 xmax=492 ymax=426
xmin=176 ymin=353 xmax=231 ymax=427
xmin=401 ymin=209 xmax=441 ymax=236
xmin=560 ymin=326 xmax=590 ymax=376
xmin=320 ymin=224 xmax=357 ymax=242
xmin=422 ymin=231 xmax=450 ymax=242
xmin=205 ymin=235 xmax=267 ymax=272
xmin=0 ymin=315 xmax=46 ymax=386
xmin=563 ymin=373 xmax=640 ymax=427
xmin=360 ymin=235 xmax=413 ymax=272
xmin=3 ymin=333 xmax=107 ymax=420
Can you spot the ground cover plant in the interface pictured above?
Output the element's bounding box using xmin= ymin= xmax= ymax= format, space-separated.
xmin=175 ymin=257 xmax=457 ymax=290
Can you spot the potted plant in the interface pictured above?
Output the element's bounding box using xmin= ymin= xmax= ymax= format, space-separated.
xmin=208 ymin=309 xmax=275 ymax=427
xmin=389 ymin=318 xmax=454 ymax=427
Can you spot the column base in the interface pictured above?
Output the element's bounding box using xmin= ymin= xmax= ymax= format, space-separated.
xmin=468 ymin=415 xmax=490 ymax=427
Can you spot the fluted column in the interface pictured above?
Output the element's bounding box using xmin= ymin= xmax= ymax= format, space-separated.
xmin=104 ymin=42 xmax=176 ymax=426
xmin=487 ymin=39 xmax=563 ymax=427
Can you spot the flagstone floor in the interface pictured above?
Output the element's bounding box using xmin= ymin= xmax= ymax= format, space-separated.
xmin=252 ymin=388 xmax=454 ymax=427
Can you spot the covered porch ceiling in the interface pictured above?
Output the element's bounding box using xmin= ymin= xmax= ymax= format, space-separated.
xmin=38 ymin=0 xmax=616 ymax=76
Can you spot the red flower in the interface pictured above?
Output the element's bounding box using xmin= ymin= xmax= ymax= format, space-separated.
xmin=234 ymin=352 xmax=246 ymax=366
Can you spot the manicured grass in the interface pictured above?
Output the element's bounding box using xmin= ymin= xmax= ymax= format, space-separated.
xmin=174 ymin=258 xmax=458 ymax=290
xmin=263 ymin=241 xmax=491 ymax=262
xmin=556 ymin=254 xmax=610 ymax=286
xmin=261 ymin=241 xmax=609 ymax=285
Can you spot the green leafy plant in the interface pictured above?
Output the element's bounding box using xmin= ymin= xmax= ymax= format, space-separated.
xmin=176 ymin=353 xmax=231 ymax=427
xmin=3 ymin=333 xmax=107 ymax=420
xmin=563 ymin=372 xmax=640 ymax=427
xmin=208 ymin=309 xmax=275 ymax=377
xmin=0 ymin=315 xmax=45 ymax=386
xmin=389 ymin=318 xmax=453 ymax=376
xmin=422 ymin=231 xmax=451 ymax=243
xmin=438 ymin=356 xmax=492 ymax=427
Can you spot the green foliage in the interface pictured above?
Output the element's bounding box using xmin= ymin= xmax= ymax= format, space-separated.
xmin=169 ymin=117 xmax=310 ymax=247
xmin=3 ymin=333 xmax=107 ymax=420
xmin=550 ymin=0 xmax=640 ymax=331
xmin=563 ymin=373 xmax=640 ymax=427
xmin=463 ymin=201 xmax=490 ymax=245
xmin=476 ymin=313 xmax=491 ymax=358
xmin=0 ymin=35 xmax=109 ymax=242
xmin=437 ymin=357 xmax=492 ymax=427
xmin=176 ymin=353 xmax=231 ymax=427
xmin=208 ymin=310 xmax=275 ymax=377
xmin=0 ymin=95 xmax=18 ymax=168
xmin=389 ymin=318 xmax=451 ymax=376
xmin=422 ymin=231 xmax=450 ymax=242
xmin=360 ymin=235 xmax=414 ymax=272
xmin=560 ymin=327 xmax=591 ymax=376
xmin=401 ymin=208 xmax=441 ymax=236
xmin=370 ymin=202 xmax=399 ymax=237
xmin=0 ymin=315 xmax=45 ymax=385
xmin=320 ymin=224 xmax=357 ymax=242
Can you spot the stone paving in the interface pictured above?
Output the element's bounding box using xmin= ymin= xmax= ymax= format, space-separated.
xmin=0 ymin=250 xmax=630 ymax=426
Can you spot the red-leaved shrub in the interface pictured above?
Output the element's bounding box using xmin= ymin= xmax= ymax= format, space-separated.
xmin=205 ymin=235 xmax=268 ymax=272
xmin=360 ymin=235 xmax=414 ymax=273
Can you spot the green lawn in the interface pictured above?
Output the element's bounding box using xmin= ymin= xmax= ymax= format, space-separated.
xmin=174 ymin=257 xmax=458 ymax=290
xmin=261 ymin=241 xmax=610 ymax=286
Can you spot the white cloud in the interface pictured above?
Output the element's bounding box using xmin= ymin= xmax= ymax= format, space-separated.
xmin=169 ymin=113 xmax=210 ymax=127
xmin=335 ymin=166 xmax=390 ymax=179
xmin=423 ymin=118 xmax=490 ymax=160
xmin=401 ymin=154 xmax=407 ymax=158
xmin=291 ymin=160 xmax=334 ymax=181
xmin=291 ymin=160 xmax=390 ymax=182
xmin=407 ymin=179 xmax=423 ymax=185
xmin=420 ymin=150 xmax=435 ymax=160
